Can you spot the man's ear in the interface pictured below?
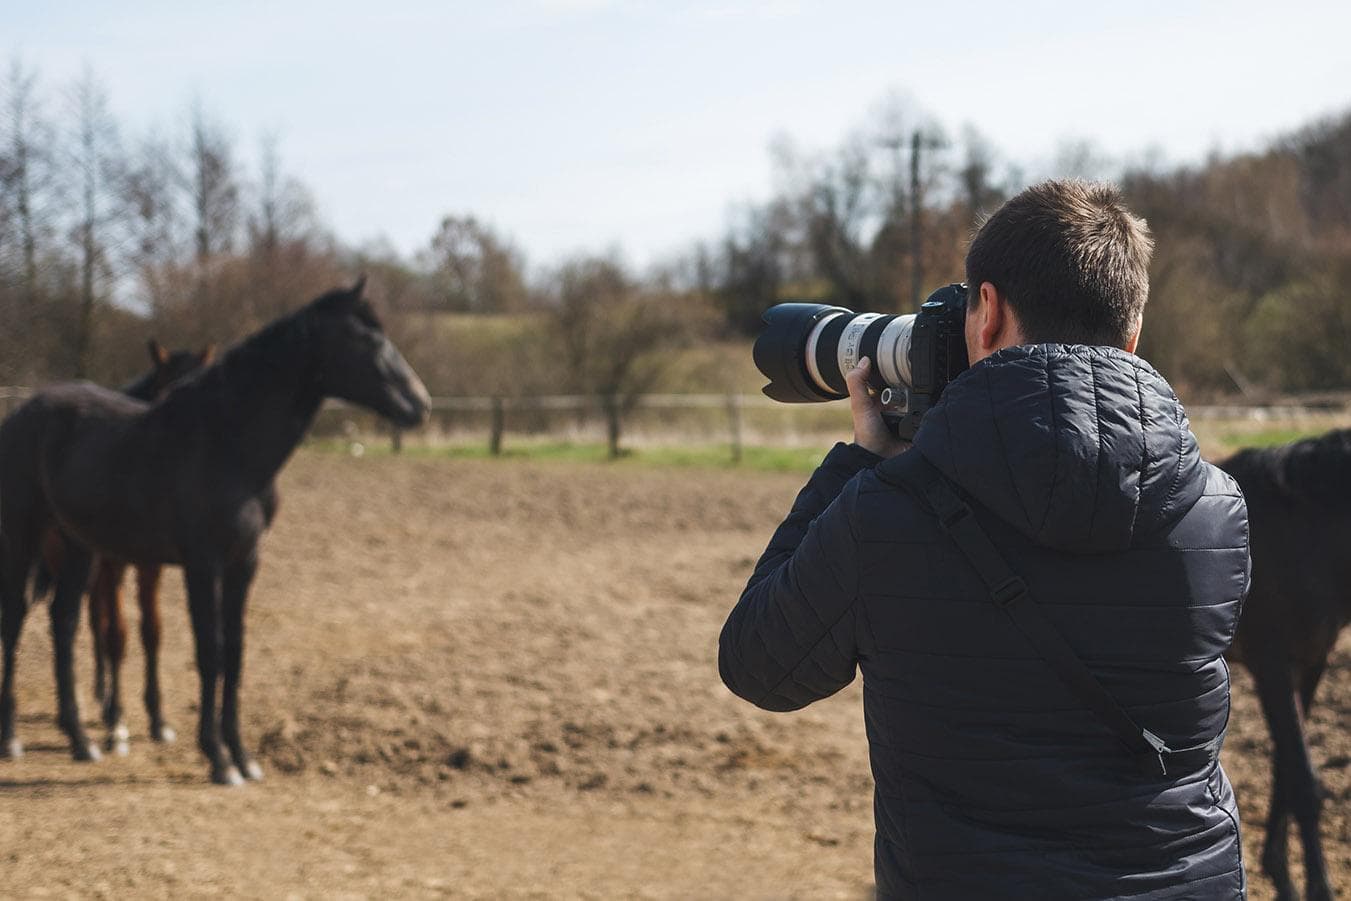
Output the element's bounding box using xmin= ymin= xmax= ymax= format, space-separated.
xmin=148 ymin=338 xmax=169 ymax=367
xmin=200 ymin=344 xmax=216 ymax=365
xmin=1123 ymin=319 xmax=1142 ymax=354
xmin=977 ymin=282 xmax=1005 ymax=355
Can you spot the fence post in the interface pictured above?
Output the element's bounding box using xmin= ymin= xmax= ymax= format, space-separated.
xmin=489 ymin=397 xmax=505 ymax=456
xmin=391 ymin=426 xmax=403 ymax=454
xmin=727 ymin=393 xmax=743 ymax=464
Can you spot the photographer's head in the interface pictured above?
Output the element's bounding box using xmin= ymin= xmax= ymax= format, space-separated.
xmin=964 ymin=180 xmax=1153 ymax=365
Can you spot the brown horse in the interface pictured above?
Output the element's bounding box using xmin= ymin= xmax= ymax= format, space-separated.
xmin=1 ymin=279 xmax=429 ymax=784
xmin=35 ymin=340 xmax=216 ymax=754
xmin=1220 ymin=430 xmax=1351 ymax=901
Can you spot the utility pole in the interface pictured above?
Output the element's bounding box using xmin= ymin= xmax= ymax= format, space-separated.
xmin=910 ymin=130 xmax=923 ymax=311
xmin=877 ymin=132 xmax=907 ymax=311
xmin=908 ymin=128 xmax=946 ymax=311
xmin=879 ymin=126 xmax=944 ymax=311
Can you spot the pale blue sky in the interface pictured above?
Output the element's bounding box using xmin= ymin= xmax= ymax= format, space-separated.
xmin=10 ymin=0 xmax=1349 ymax=268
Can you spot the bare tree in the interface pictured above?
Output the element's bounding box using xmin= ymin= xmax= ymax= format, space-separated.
xmin=247 ymin=132 xmax=317 ymax=261
xmin=1 ymin=58 xmax=55 ymax=305
xmin=186 ymin=102 xmax=239 ymax=266
xmin=551 ymin=256 xmax=693 ymax=458
xmin=1289 ymin=113 xmax=1351 ymax=235
xmin=120 ymin=133 xmax=186 ymax=314
xmin=800 ymin=137 xmax=874 ymax=308
xmin=423 ymin=214 xmax=528 ymax=313
xmin=67 ymin=65 xmax=122 ymax=376
xmin=714 ymin=202 xmax=792 ymax=334
xmin=867 ymin=139 xmax=947 ymax=309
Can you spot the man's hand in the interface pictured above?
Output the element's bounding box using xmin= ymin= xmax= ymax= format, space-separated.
xmin=846 ymin=357 xmax=911 ymax=458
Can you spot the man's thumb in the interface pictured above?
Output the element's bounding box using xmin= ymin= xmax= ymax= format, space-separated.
xmin=847 ymin=357 xmax=876 ymax=412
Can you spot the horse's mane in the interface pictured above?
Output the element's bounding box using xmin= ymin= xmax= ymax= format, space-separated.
xmin=156 ymin=313 xmax=305 ymax=410
xmin=152 ymin=292 xmax=332 ymax=413
xmin=150 ymin=284 xmax=379 ymax=422
xmin=1218 ymin=428 xmax=1351 ymax=509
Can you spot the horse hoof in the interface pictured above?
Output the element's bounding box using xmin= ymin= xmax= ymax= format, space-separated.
xmin=0 ymin=738 xmax=22 ymax=759
xmin=1271 ymin=882 xmax=1298 ymax=901
xmin=212 ymin=765 xmax=245 ymax=786
xmin=105 ymin=736 xmax=131 ymax=757
xmin=151 ymin=725 xmax=176 ymax=744
xmin=73 ymin=742 xmax=102 ymax=763
xmin=240 ymin=759 xmax=264 ymax=782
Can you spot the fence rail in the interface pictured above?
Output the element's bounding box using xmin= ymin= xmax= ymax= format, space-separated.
xmin=9 ymin=387 xmax=1346 ymax=414
xmin=3 ymin=387 xmax=1351 ymax=460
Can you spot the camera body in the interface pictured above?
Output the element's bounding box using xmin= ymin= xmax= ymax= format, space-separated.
xmin=753 ymin=283 xmax=970 ymax=440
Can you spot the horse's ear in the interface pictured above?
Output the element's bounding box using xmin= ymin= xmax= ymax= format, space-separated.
xmin=148 ymin=339 xmax=169 ymax=367
xmin=351 ymin=274 xmax=367 ymax=298
xmin=200 ymin=344 xmax=216 ymax=365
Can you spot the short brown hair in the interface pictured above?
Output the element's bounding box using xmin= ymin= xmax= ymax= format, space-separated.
xmin=965 ymin=180 xmax=1153 ymax=347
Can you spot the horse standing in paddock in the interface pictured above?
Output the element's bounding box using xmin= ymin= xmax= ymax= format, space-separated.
xmin=0 ymin=278 xmax=429 ymax=784
xmin=36 ymin=340 xmax=223 ymax=754
xmin=1220 ymin=430 xmax=1351 ymax=901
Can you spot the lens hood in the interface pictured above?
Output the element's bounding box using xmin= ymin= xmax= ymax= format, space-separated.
xmin=754 ymin=302 xmax=851 ymax=402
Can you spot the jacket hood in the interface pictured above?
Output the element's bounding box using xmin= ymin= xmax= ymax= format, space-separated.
xmin=912 ymin=345 xmax=1205 ymax=553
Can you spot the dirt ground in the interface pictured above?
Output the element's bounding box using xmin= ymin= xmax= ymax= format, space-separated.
xmin=0 ymin=451 xmax=1346 ymax=899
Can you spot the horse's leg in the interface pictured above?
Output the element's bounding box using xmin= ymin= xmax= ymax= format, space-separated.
xmin=44 ymin=531 xmax=105 ymax=708
xmin=49 ymin=541 xmax=99 ymax=761
xmin=1255 ymin=665 xmax=1296 ymax=901
xmin=1296 ymin=656 xmax=1334 ymax=901
xmin=88 ymin=575 xmax=107 ymax=705
xmin=220 ymin=550 xmax=261 ymax=781
xmin=1253 ymin=659 xmax=1332 ymax=901
xmin=136 ymin=564 xmax=173 ymax=742
xmin=1263 ymin=776 xmax=1293 ymax=901
xmin=94 ymin=561 xmax=130 ymax=756
xmin=0 ymin=529 xmax=35 ymax=759
xmin=1299 ymin=657 xmax=1330 ymax=800
xmin=184 ymin=560 xmax=238 ymax=785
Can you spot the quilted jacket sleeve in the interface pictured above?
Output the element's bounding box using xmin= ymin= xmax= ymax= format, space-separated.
xmin=718 ymin=442 xmax=879 ymax=711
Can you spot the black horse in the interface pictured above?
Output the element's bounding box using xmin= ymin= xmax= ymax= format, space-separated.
xmin=0 ymin=278 xmax=429 ymax=784
xmin=36 ymin=339 xmax=216 ymax=755
xmin=1221 ymin=430 xmax=1351 ymax=901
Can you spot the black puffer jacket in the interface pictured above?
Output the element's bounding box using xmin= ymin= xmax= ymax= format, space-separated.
xmin=720 ymin=345 xmax=1248 ymax=900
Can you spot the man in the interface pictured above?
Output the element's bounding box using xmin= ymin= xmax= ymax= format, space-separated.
xmin=719 ymin=180 xmax=1248 ymax=899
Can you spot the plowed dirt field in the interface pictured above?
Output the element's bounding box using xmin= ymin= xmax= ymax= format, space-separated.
xmin=1 ymin=452 xmax=1346 ymax=898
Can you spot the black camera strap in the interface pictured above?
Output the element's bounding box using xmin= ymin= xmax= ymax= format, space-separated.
xmin=876 ymin=452 xmax=1223 ymax=778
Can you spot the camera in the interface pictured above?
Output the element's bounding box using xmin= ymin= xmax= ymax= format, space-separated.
xmin=753 ymin=283 xmax=970 ymax=440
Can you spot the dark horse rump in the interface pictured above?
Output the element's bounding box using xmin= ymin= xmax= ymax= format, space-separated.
xmin=0 ymin=278 xmax=429 ymax=784
xmin=1220 ymin=429 xmax=1351 ymax=901
xmin=35 ymin=341 xmax=217 ymax=754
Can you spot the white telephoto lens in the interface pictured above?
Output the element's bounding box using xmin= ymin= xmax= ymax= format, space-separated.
xmin=876 ymin=314 xmax=916 ymax=389
xmin=836 ymin=313 xmax=885 ymax=376
xmin=804 ymin=312 xmax=845 ymax=394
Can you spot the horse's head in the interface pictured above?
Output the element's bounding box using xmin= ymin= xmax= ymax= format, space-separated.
xmin=305 ymin=277 xmax=430 ymax=428
xmin=134 ymin=340 xmax=215 ymax=402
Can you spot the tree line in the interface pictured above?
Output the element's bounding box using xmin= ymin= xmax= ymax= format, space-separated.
xmin=688 ymin=102 xmax=1351 ymax=398
xmin=3 ymin=57 xmax=1350 ymax=436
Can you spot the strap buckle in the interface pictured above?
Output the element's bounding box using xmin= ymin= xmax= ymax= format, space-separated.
xmin=991 ymin=577 xmax=1028 ymax=609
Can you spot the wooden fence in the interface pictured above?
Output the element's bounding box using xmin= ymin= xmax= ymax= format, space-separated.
xmin=4 ymin=387 xmax=1351 ymax=461
xmin=342 ymin=393 xmax=765 ymax=460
